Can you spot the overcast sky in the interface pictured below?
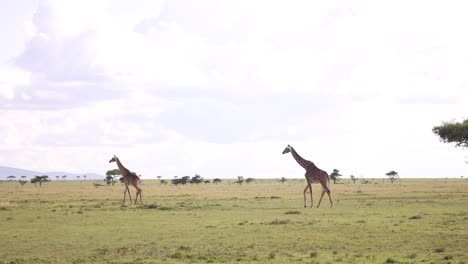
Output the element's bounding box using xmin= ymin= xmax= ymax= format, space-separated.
xmin=1 ymin=0 xmax=467 ymax=179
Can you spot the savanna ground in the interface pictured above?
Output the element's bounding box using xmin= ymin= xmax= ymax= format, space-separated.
xmin=0 ymin=178 xmax=467 ymax=264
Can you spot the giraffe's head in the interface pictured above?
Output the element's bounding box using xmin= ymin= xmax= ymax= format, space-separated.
xmin=109 ymin=155 xmax=117 ymax=163
xmin=282 ymin=145 xmax=292 ymax=154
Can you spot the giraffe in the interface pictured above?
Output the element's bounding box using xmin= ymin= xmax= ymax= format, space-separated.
xmin=109 ymin=155 xmax=143 ymax=205
xmin=282 ymin=145 xmax=333 ymax=208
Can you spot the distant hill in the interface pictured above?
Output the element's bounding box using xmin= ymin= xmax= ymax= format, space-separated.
xmin=0 ymin=166 xmax=105 ymax=180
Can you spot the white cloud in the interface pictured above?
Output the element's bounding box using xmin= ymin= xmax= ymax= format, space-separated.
xmin=0 ymin=66 xmax=31 ymax=100
xmin=1 ymin=0 xmax=468 ymax=178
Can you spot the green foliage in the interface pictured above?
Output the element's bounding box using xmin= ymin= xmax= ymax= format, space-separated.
xmin=433 ymin=119 xmax=468 ymax=148
xmin=105 ymin=169 xmax=121 ymax=177
xmin=330 ymin=169 xmax=342 ymax=184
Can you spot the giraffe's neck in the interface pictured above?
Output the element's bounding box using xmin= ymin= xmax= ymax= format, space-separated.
xmin=290 ymin=147 xmax=315 ymax=170
xmin=115 ymin=158 xmax=130 ymax=175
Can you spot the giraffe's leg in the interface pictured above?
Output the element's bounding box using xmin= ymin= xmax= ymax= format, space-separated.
xmin=134 ymin=188 xmax=142 ymax=205
xmin=122 ymin=184 xmax=132 ymax=205
xmin=127 ymin=186 xmax=133 ymax=204
xmin=136 ymin=188 xmax=143 ymax=205
xmin=308 ymin=183 xmax=314 ymax=208
xmin=327 ymin=189 xmax=333 ymax=207
xmin=134 ymin=189 xmax=138 ymax=205
xmin=303 ymin=185 xmax=309 ymax=207
xmin=133 ymin=188 xmax=138 ymax=205
xmin=122 ymin=185 xmax=128 ymax=205
xmin=317 ymin=188 xmax=326 ymax=208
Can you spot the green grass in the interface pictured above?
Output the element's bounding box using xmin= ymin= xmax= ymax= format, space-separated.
xmin=0 ymin=178 xmax=467 ymax=263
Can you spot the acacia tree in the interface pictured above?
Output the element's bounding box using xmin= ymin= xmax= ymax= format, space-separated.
xmin=235 ymin=176 xmax=244 ymax=185
xmin=245 ymin=178 xmax=255 ymax=184
xmin=7 ymin=175 xmax=16 ymax=181
xmin=105 ymin=169 xmax=121 ymax=185
xmin=433 ymin=119 xmax=468 ymax=149
xmin=330 ymin=169 xmax=342 ymax=184
xmin=213 ymin=178 xmax=222 ymax=184
xmin=350 ymin=175 xmax=357 ymax=184
xmin=172 ymin=176 xmax=190 ymax=185
xmin=19 ymin=176 xmax=27 ymax=187
xmin=385 ymin=171 xmax=399 ymax=183
xmin=279 ymin=177 xmax=287 ymax=184
xmin=31 ymin=175 xmax=49 ymax=187
xmin=190 ymin=174 xmax=203 ymax=184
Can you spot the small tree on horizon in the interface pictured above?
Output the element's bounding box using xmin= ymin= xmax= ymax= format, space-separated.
xmin=235 ymin=176 xmax=244 ymax=185
xmin=245 ymin=178 xmax=255 ymax=184
xmin=172 ymin=176 xmax=190 ymax=185
xmin=385 ymin=171 xmax=399 ymax=183
xmin=7 ymin=175 xmax=16 ymax=181
xmin=31 ymin=175 xmax=49 ymax=187
xmin=19 ymin=176 xmax=27 ymax=187
xmin=190 ymin=174 xmax=203 ymax=184
xmin=360 ymin=177 xmax=370 ymax=184
xmin=330 ymin=169 xmax=342 ymax=184
xmin=213 ymin=178 xmax=222 ymax=184
xmin=350 ymin=175 xmax=357 ymax=184
xmin=279 ymin=177 xmax=287 ymax=184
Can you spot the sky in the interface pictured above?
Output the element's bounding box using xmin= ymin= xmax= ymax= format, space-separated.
xmin=1 ymin=0 xmax=467 ymax=179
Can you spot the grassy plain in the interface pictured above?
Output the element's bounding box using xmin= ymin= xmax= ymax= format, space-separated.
xmin=0 ymin=178 xmax=467 ymax=264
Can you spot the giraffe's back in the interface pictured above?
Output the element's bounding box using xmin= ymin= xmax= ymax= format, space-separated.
xmin=306 ymin=168 xmax=330 ymax=184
